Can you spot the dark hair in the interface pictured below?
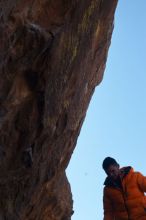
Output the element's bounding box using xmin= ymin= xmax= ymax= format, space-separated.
xmin=102 ymin=157 xmax=119 ymax=171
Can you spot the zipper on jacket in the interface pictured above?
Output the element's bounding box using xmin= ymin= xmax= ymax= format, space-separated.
xmin=121 ymin=189 xmax=130 ymax=219
xmin=120 ymin=178 xmax=130 ymax=220
xmin=111 ymin=177 xmax=130 ymax=220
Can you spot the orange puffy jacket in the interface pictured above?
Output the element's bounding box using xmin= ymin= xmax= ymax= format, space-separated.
xmin=103 ymin=167 xmax=146 ymax=220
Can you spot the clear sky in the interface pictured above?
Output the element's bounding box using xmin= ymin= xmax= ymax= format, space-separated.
xmin=66 ymin=1 xmax=146 ymax=220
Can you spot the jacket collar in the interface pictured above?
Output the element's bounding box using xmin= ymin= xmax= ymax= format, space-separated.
xmin=104 ymin=166 xmax=132 ymax=187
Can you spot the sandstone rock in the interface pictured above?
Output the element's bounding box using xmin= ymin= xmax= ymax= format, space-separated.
xmin=0 ymin=0 xmax=118 ymax=219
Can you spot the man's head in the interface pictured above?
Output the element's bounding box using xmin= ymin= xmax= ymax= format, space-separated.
xmin=102 ymin=157 xmax=120 ymax=180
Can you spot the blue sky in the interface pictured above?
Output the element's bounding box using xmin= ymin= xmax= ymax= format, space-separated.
xmin=67 ymin=1 xmax=146 ymax=219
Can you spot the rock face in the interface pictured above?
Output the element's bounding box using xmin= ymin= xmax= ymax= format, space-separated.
xmin=0 ymin=0 xmax=118 ymax=219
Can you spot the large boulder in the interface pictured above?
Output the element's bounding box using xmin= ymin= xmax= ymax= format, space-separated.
xmin=0 ymin=0 xmax=118 ymax=219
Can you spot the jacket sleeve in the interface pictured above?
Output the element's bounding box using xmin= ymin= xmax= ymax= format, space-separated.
xmin=103 ymin=188 xmax=114 ymax=220
xmin=137 ymin=172 xmax=146 ymax=192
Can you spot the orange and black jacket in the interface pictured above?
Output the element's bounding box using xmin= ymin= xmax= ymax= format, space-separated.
xmin=103 ymin=167 xmax=146 ymax=220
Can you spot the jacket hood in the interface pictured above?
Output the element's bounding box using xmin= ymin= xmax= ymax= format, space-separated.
xmin=104 ymin=166 xmax=132 ymax=187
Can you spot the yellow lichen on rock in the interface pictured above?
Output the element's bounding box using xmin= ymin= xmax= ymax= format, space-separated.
xmin=78 ymin=0 xmax=97 ymax=33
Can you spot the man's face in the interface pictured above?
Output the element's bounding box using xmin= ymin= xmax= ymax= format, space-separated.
xmin=106 ymin=164 xmax=120 ymax=180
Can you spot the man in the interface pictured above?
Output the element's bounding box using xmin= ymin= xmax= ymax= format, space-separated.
xmin=102 ymin=157 xmax=146 ymax=220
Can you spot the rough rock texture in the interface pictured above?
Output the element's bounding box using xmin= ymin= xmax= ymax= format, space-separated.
xmin=0 ymin=0 xmax=118 ymax=219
